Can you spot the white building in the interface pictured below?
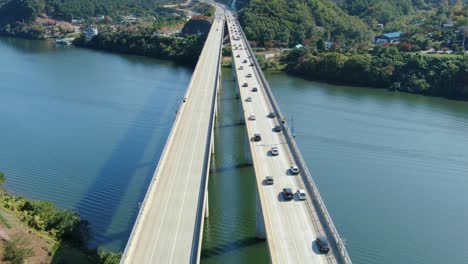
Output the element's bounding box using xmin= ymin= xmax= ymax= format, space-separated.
xmin=85 ymin=25 xmax=98 ymax=40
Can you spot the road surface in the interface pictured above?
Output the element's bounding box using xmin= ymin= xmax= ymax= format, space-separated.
xmin=121 ymin=7 xmax=225 ymax=264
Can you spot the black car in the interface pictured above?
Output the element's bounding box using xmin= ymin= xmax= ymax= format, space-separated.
xmin=316 ymin=236 xmax=331 ymax=253
xmin=252 ymin=87 xmax=258 ymax=92
xmin=273 ymin=125 xmax=282 ymax=132
xmin=253 ymin=133 xmax=262 ymax=141
xmin=282 ymin=188 xmax=294 ymax=201
xmin=268 ymin=112 xmax=276 ymax=118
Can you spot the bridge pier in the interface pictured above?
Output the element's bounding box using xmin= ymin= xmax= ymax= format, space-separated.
xmin=204 ymin=190 xmax=209 ymax=219
xmin=256 ymin=190 xmax=266 ymax=239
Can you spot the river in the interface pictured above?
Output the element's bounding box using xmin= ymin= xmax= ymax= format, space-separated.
xmin=1 ymin=37 xmax=468 ymax=263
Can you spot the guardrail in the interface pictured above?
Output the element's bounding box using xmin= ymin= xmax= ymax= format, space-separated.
xmin=193 ymin=8 xmax=225 ymax=263
xmin=233 ymin=17 xmax=352 ymax=264
xmin=120 ymin=12 xmax=224 ymax=263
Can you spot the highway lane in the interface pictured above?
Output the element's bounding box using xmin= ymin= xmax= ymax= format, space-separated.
xmin=121 ymin=7 xmax=225 ymax=264
xmin=226 ymin=12 xmax=334 ymax=264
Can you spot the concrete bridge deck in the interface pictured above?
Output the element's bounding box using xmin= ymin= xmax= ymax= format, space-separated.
xmin=121 ymin=6 xmax=225 ymax=264
xmin=226 ymin=11 xmax=351 ymax=264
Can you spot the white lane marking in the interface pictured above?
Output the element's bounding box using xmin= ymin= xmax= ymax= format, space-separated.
xmin=168 ymin=25 xmax=220 ymax=262
xmin=148 ymin=26 xmax=212 ymax=263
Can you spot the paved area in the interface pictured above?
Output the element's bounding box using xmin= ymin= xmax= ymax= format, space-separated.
xmin=227 ymin=12 xmax=337 ymax=264
xmin=121 ymin=7 xmax=225 ymax=264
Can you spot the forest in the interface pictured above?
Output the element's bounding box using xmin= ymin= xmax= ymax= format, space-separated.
xmin=74 ymin=31 xmax=206 ymax=66
xmin=283 ymin=45 xmax=468 ymax=99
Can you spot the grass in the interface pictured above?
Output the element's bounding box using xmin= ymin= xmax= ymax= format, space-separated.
xmin=0 ymin=211 xmax=11 ymax=228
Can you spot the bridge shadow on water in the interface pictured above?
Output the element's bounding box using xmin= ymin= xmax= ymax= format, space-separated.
xmin=209 ymin=163 xmax=251 ymax=174
xmin=200 ymin=237 xmax=264 ymax=259
xmin=73 ymin=85 xmax=179 ymax=251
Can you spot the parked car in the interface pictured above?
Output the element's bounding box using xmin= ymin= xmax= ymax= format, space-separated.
xmin=239 ymin=66 xmax=244 ymax=70
xmin=243 ymin=59 xmax=248 ymax=63
xmin=290 ymin=165 xmax=300 ymax=175
xmin=282 ymin=188 xmax=294 ymax=201
xmin=249 ymin=114 xmax=256 ymax=120
xmin=242 ymin=82 xmax=248 ymax=87
xmin=265 ymin=176 xmax=274 ymax=185
xmin=253 ymin=133 xmax=261 ymax=141
xmin=297 ymin=189 xmax=306 ymax=200
xmin=270 ymin=146 xmax=279 ymax=156
xmin=246 ymin=73 xmax=252 ymax=78
xmin=316 ymin=237 xmax=331 ymax=253
xmin=251 ymin=87 xmax=258 ymax=92
xmin=273 ymin=125 xmax=282 ymax=132
xmin=246 ymin=97 xmax=252 ymax=102
xmin=236 ymin=54 xmax=240 ymax=58
xmin=268 ymin=112 xmax=276 ymax=118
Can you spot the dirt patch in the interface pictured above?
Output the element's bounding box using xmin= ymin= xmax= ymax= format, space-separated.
xmin=0 ymin=209 xmax=53 ymax=264
xmin=35 ymin=15 xmax=78 ymax=33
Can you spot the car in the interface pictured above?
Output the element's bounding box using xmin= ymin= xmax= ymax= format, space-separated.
xmin=268 ymin=112 xmax=276 ymax=118
xmin=246 ymin=73 xmax=252 ymax=78
xmin=239 ymin=66 xmax=244 ymax=70
xmin=316 ymin=237 xmax=331 ymax=253
xmin=242 ymin=82 xmax=248 ymax=87
xmin=243 ymin=59 xmax=248 ymax=63
xmin=273 ymin=125 xmax=282 ymax=132
xmin=271 ymin=146 xmax=279 ymax=156
xmin=251 ymin=87 xmax=258 ymax=92
xmin=246 ymin=97 xmax=252 ymax=102
xmin=253 ymin=133 xmax=261 ymax=141
xmin=282 ymin=188 xmax=294 ymax=201
xmin=297 ymin=189 xmax=306 ymax=200
xmin=265 ymin=176 xmax=274 ymax=185
xmin=236 ymin=54 xmax=240 ymax=58
xmin=250 ymin=63 xmax=254 ymax=66
xmin=290 ymin=165 xmax=300 ymax=175
xmin=249 ymin=114 xmax=256 ymax=120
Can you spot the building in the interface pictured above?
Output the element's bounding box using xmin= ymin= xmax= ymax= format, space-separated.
xmin=374 ymin=32 xmax=402 ymax=44
xmin=442 ymin=19 xmax=454 ymax=31
xmin=85 ymin=25 xmax=98 ymax=40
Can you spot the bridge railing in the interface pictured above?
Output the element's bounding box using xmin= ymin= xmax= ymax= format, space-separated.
xmin=234 ymin=18 xmax=352 ymax=264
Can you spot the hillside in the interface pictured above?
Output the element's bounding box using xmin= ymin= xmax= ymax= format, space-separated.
xmin=237 ymin=0 xmax=373 ymax=47
xmin=0 ymin=0 xmax=174 ymax=25
xmin=232 ymin=0 xmax=466 ymax=48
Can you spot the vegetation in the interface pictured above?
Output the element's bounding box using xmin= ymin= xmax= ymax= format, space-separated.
xmin=3 ymin=236 xmax=34 ymax=264
xmin=74 ymin=31 xmax=206 ymax=66
xmin=238 ymin=0 xmax=372 ymax=47
xmin=0 ymin=171 xmax=122 ymax=264
xmin=283 ymin=45 xmax=468 ymax=99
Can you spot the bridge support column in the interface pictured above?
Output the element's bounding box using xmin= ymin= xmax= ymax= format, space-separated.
xmin=256 ymin=190 xmax=266 ymax=239
xmin=211 ymin=134 xmax=215 ymax=155
xmin=204 ymin=190 xmax=209 ymax=219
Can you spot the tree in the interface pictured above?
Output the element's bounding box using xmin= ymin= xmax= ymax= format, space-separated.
xmin=316 ymin=39 xmax=326 ymax=52
xmin=0 ymin=172 xmax=5 ymax=188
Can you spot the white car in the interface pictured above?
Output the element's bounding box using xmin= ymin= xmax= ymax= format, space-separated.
xmin=297 ymin=189 xmax=307 ymax=200
xmin=246 ymin=97 xmax=252 ymax=102
xmin=249 ymin=114 xmax=256 ymax=120
xmin=290 ymin=165 xmax=300 ymax=175
xmin=271 ymin=146 xmax=279 ymax=156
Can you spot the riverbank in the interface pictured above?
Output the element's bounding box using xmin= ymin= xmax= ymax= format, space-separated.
xmin=0 ymin=172 xmax=121 ymax=264
xmin=73 ymin=33 xmax=206 ymax=67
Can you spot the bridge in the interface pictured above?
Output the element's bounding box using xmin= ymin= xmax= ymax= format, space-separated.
xmin=121 ymin=4 xmax=351 ymax=264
